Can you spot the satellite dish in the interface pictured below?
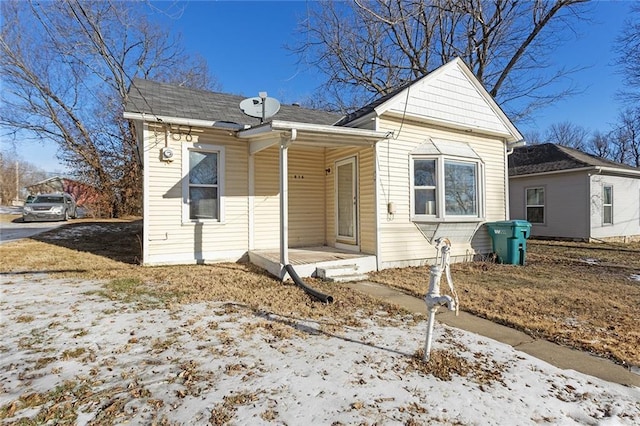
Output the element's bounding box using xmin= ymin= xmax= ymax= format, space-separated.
xmin=240 ymin=93 xmax=281 ymax=123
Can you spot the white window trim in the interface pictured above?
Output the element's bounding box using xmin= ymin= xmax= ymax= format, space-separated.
xmin=181 ymin=142 xmax=225 ymax=224
xmin=602 ymin=185 xmax=613 ymax=225
xmin=525 ymin=186 xmax=545 ymax=225
xmin=410 ymin=155 xmax=485 ymax=222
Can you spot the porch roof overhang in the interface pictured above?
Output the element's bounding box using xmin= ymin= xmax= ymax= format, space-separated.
xmin=237 ymin=120 xmax=389 ymax=154
xmin=122 ymin=111 xmax=248 ymax=131
xmin=238 ymin=120 xmax=387 ymax=278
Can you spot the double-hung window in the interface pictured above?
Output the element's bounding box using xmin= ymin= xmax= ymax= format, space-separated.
xmin=182 ymin=142 xmax=225 ymax=223
xmin=411 ymin=139 xmax=483 ymax=221
xmin=602 ymin=185 xmax=613 ymax=225
xmin=525 ymin=187 xmax=545 ymax=224
xmin=413 ymin=159 xmax=437 ymax=215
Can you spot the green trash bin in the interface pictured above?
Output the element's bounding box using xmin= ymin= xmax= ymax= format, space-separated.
xmin=486 ymin=220 xmax=531 ymax=265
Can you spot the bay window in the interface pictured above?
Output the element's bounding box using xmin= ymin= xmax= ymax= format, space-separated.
xmin=411 ymin=141 xmax=483 ymax=221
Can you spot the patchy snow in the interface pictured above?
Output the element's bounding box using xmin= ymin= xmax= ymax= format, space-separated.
xmin=39 ymin=224 xmax=107 ymax=240
xmin=630 ymin=274 xmax=640 ymax=282
xmin=0 ymin=206 xmax=22 ymax=215
xmin=1 ymin=275 xmax=639 ymax=425
xmin=580 ymin=258 xmax=600 ymax=265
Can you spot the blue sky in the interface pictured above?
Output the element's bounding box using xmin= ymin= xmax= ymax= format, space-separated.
xmin=4 ymin=0 xmax=632 ymax=173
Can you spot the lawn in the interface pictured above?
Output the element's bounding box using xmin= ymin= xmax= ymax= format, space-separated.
xmin=370 ymin=239 xmax=640 ymax=368
xmin=1 ymin=219 xmax=639 ymax=424
xmin=1 ymin=218 xmax=639 ymax=368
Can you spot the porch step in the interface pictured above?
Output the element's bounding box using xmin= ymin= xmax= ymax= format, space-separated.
xmin=316 ymin=264 xmax=369 ymax=282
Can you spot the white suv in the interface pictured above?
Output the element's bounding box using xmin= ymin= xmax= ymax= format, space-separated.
xmin=22 ymin=193 xmax=78 ymax=222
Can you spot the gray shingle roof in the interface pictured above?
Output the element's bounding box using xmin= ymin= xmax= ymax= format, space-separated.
xmin=508 ymin=143 xmax=640 ymax=176
xmin=334 ymin=78 xmax=420 ymax=127
xmin=124 ymin=79 xmax=342 ymax=126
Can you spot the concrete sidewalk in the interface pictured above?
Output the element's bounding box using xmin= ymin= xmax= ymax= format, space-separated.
xmin=345 ymin=281 xmax=640 ymax=388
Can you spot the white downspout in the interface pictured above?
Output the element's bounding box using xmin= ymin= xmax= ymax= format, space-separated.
xmin=279 ymin=129 xmax=297 ymax=278
xmin=504 ymin=143 xmax=511 ymax=220
xmin=142 ymin=122 xmax=152 ymax=264
xmin=248 ymin=154 xmax=255 ymax=250
xmin=504 ymin=139 xmax=526 ymax=220
xmin=374 ymin=142 xmax=382 ymax=271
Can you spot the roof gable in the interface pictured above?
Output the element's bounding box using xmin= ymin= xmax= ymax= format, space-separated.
xmin=337 ymin=58 xmax=522 ymax=142
xmin=124 ymin=79 xmax=341 ymax=127
xmin=509 ymin=143 xmax=640 ymax=176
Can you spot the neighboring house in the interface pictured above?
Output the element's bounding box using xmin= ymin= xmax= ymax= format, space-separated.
xmin=124 ymin=58 xmax=523 ymax=279
xmin=26 ymin=176 xmax=101 ymax=215
xmin=509 ymin=143 xmax=640 ymax=242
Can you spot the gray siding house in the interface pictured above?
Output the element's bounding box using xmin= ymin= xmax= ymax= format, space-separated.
xmin=508 ymin=143 xmax=640 ymax=242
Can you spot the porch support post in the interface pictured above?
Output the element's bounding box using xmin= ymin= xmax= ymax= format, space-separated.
xmin=279 ymin=130 xmax=296 ymax=277
xmin=248 ymin=154 xmax=255 ymax=250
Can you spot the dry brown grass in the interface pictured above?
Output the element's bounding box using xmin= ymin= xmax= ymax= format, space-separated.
xmin=0 ymin=219 xmax=403 ymax=328
xmin=370 ymin=240 xmax=640 ymax=368
xmin=0 ymin=213 xmax=22 ymax=223
xmin=2 ymin=219 xmax=639 ymax=368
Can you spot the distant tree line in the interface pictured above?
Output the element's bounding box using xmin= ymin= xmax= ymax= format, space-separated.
xmin=524 ymin=111 xmax=640 ymax=168
xmin=0 ymin=152 xmax=49 ymax=204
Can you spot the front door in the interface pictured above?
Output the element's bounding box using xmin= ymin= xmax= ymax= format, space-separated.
xmin=336 ymin=156 xmax=357 ymax=245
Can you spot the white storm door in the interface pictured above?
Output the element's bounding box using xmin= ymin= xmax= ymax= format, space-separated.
xmin=336 ymin=157 xmax=357 ymax=244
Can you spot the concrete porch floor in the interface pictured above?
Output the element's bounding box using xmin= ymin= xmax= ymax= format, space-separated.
xmin=249 ymin=246 xmax=377 ymax=279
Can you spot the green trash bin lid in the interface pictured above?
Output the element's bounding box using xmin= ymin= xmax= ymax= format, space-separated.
xmin=486 ymin=220 xmax=531 ymax=237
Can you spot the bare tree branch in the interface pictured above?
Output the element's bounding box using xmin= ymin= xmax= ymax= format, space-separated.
xmin=292 ymin=0 xmax=591 ymax=119
xmin=0 ymin=0 xmax=216 ymax=216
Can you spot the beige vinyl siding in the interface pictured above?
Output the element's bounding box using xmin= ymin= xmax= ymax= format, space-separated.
xmin=143 ymin=127 xmax=249 ymax=264
xmin=252 ymin=145 xmax=327 ymax=249
xmin=375 ymin=118 xmax=506 ymax=267
xmin=253 ymin=146 xmax=280 ymax=249
xmin=288 ymin=147 xmax=326 ymax=247
xmin=358 ymin=147 xmax=376 ymax=254
xmin=389 ymin=65 xmax=511 ymax=136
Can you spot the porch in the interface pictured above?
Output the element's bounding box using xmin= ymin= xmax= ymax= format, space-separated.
xmin=249 ymin=246 xmax=377 ymax=281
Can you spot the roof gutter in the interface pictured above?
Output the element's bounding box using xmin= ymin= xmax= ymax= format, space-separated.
xmin=237 ymin=119 xmax=387 ymax=141
xmin=122 ymin=112 xmax=247 ymax=131
xmin=594 ymin=165 xmax=640 ymax=177
xmin=506 ymin=139 xmax=526 ymax=155
xmin=510 ymin=165 xmax=640 ymax=179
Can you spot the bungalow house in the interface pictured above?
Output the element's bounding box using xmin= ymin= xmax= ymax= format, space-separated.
xmin=508 ymin=143 xmax=640 ymax=242
xmin=123 ymin=58 xmax=523 ymax=279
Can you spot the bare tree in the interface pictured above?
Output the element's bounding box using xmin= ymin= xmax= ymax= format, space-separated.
xmin=522 ymin=129 xmax=545 ymax=145
xmin=615 ymin=3 xmax=640 ymax=105
xmin=0 ymin=152 xmax=48 ymax=204
xmin=545 ymin=121 xmax=589 ymax=150
xmin=609 ymin=108 xmax=640 ymax=167
xmin=293 ymin=0 xmax=590 ymax=120
xmin=0 ymin=0 xmax=216 ymax=216
xmin=586 ymin=130 xmax=612 ymax=159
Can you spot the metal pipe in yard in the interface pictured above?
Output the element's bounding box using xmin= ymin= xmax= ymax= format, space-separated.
xmin=423 ymin=238 xmax=458 ymax=361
